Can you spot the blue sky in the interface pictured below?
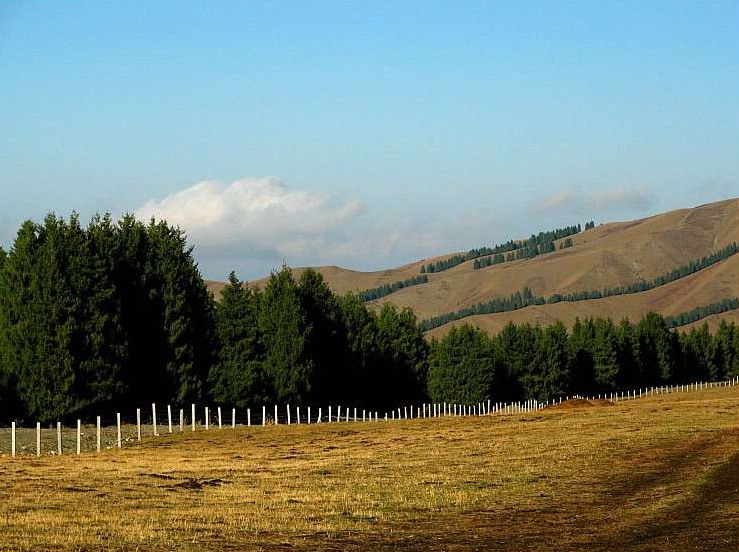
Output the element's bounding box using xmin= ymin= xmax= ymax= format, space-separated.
xmin=1 ymin=1 xmax=738 ymax=279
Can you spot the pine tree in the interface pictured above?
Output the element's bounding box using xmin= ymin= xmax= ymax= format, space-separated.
xmin=427 ymin=325 xmax=495 ymax=404
xmin=209 ymin=272 xmax=266 ymax=407
xmin=258 ymin=266 xmax=312 ymax=403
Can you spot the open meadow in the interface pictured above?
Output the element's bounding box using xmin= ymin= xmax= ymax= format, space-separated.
xmin=1 ymin=387 xmax=738 ymax=551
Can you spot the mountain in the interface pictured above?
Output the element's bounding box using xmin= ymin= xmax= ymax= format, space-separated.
xmin=206 ymin=198 xmax=739 ymax=336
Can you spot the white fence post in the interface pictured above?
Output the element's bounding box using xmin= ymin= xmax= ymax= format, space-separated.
xmin=191 ymin=403 xmax=196 ymax=432
xmin=167 ymin=405 xmax=173 ymax=434
xmin=262 ymin=406 xmax=266 ymax=426
xmin=274 ymin=405 xmax=278 ymax=425
xmin=36 ymin=422 xmax=41 ymax=457
xmin=217 ymin=406 xmax=222 ymax=429
xmin=297 ymin=406 xmax=301 ymax=424
xmin=96 ymin=416 xmax=101 ymax=453
xmin=205 ymin=407 xmax=209 ymax=430
xmin=117 ymin=413 xmax=122 ymax=448
xmin=247 ymin=408 xmax=251 ymax=427
xmin=287 ymin=404 xmax=291 ymax=425
xmin=137 ymin=408 xmax=141 ymax=441
xmin=232 ymin=408 xmax=236 ymax=428
xmin=151 ymin=403 xmax=158 ymax=436
xmin=11 ymin=422 xmax=16 ymax=457
xmin=328 ymin=406 xmax=332 ymax=423
xmin=57 ymin=422 xmax=62 ymax=455
xmin=318 ymin=408 xmax=322 ymax=423
xmin=179 ymin=409 xmax=184 ymax=432
xmin=76 ymin=419 xmax=81 ymax=455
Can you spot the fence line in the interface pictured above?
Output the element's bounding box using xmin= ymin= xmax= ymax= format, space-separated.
xmin=1 ymin=377 xmax=738 ymax=458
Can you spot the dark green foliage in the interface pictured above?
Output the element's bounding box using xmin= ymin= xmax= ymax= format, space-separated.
xmin=427 ymin=325 xmax=496 ymax=404
xmin=359 ymin=274 xmax=428 ymax=302
xmin=0 ymin=214 xmax=216 ymax=422
xmin=584 ymin=221 xmax=595 ymax=230
xmin=209 ymin=272 xmax=266 ymax=408
xmin=427 ymin=314 xmax=739 ymax=404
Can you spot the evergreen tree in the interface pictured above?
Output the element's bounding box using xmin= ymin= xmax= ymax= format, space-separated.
xmin=523 ymin=322 xmax=570 ymax=401
xmin=427 ymin=325 xmax=495 ymax=404
xmin=375 ymin=304 xmax=429 ymax=405
xmin=258 ymin=266 xmax=312 ymax=403
xmin=209 ymin=272 xmax=266 ymax=407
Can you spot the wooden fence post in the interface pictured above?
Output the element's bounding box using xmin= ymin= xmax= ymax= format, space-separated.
xmin=76 ymin=419 xmax=81 ymax=455
xmin=117 ymin=413 xmax=122 ymax=448
xmin=167 ymin=405 xmax=173 ymax=434
xmin=96 ymin=416 xmax=101 ymax=453
xmin=57 ymin=422 xmax=62 ymax=455
xmin=36 ymin=422 xmax=41 ymax=457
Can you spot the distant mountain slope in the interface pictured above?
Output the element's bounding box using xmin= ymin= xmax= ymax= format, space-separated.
xmin=206 ymin=197 xmax=739 ymax=334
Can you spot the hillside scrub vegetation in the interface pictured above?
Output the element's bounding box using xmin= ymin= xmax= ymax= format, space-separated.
xmin=422 ymin=223 xmax=583 ymax=274
xmin=421 ymin=242 xmax=739 ymax=330
xmin=0 ymin=214 xmax=738 ymax=423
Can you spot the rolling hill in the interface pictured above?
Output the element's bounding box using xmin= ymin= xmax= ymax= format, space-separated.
xmin=206 ymin=197 xmax=739 ymax=336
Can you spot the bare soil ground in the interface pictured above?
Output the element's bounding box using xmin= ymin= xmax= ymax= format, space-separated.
xmin=1 ymin=387 xmax=738 ymax=551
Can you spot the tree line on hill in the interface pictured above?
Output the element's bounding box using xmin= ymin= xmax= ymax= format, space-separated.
xmin=0 ymin=214 xmax=736 ymax=424
xmin=421 ymin=243 xmax=739 ymax=330
xmin=422 ymin=223 xmax=585 ymax=274
xmin=358 ymin=274 xmax=428 ymax=302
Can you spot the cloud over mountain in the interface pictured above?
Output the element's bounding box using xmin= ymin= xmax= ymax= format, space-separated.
xmin=136 ymin=177 xmax=364 ymax=263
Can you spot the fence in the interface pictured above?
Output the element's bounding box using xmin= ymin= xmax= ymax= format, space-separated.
xmin=1 ymin=377 xmax=737 ymax=458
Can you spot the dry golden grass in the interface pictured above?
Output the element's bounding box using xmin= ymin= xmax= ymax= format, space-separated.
xmin=2 ymin=387 xmax=739 ymax=551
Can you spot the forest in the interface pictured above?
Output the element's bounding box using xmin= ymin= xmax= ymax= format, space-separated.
xmin=0 ymin=214 xmax=737 ymax=423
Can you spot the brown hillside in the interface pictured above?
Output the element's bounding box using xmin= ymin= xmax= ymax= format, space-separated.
xmin=206 ymin=198 xmax=739 ymax=333
xmin=425 ymin=252 xmax=739 ymax=339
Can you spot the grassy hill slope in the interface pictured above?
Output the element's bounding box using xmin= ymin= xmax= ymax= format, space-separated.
xmin=206 ymin=198 xmax=739 ymax=334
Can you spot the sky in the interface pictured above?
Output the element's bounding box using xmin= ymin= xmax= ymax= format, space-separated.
xmin=1 ymin=1 xmax=738 ymax=280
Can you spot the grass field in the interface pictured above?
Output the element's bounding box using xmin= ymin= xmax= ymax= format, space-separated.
xmin=1 ymin=388 xmax=738 ymax=551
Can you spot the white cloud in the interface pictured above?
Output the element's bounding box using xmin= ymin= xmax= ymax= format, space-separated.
xmin=136 ymin=177 xmax=459 ymax=279
xmin=136 ymin=177 xmax=363 ymax=256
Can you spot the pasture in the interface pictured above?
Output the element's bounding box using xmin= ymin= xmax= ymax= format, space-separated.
xmin=1 ymin=387 xmax=738 ymax=551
